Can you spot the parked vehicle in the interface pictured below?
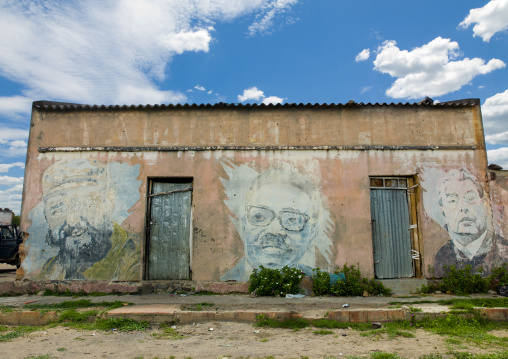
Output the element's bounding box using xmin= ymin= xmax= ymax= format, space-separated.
xmin=0 ymin=224 xmax=23 ymax=268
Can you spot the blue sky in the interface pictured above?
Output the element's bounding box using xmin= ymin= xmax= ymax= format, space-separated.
xmin=1 ymin=0 xmax=508 ymax=214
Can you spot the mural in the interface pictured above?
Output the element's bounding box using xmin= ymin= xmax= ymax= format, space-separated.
xmin=422 ymin=168 xmax=508 ymax=277
xmin=24 ymin=159 xmax=141 ymax=280
xmin=220 ymin=162 xmax=333 ymax=281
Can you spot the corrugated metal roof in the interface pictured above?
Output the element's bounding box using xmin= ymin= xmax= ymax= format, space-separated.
xmin=32 ymin=98 xmax=480 ymax=111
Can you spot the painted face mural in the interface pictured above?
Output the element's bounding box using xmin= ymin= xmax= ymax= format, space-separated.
xmin=220 ymin=162 xmax=332 ymax=281
xmin=25 ymin=159 xmax=141 ymax=280
xmin=422 ymin=168 xmax=508 ymax=277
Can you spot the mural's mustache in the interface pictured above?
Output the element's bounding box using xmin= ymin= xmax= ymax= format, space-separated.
xmin=254 ymin=233 xmax=292 ymax=250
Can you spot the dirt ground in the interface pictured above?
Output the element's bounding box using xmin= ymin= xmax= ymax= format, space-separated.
xmin=1 ymin=322 xmax=506 ymax=359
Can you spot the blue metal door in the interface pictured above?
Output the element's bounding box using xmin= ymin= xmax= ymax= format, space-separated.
xmin=148 ymin=181 xmax=192 ymax=280
xmin=370 ymin=180 xmax=413 ymax=279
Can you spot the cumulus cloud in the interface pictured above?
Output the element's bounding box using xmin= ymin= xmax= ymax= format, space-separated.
xmin=238 ymin=87 xmax=284 ymax=105
xmin=460 ymin=0 xmax=508 ymax=42
xmin=238 ymin=87 xmax=266 ymax=102
xmin=194 ymin=85 xmax=206 ymax=91
xmin=355 ymin=49 xmax=370 ymax=62
xmin=488 ymin=147 xmax=508 ymax=168
xmin=483 ymin=89 xmax=508 ymax=144
xmin=248 ymin=0 xmax=298 ymax=35
xmin=262 ymin=96 xmax=283 ymax=105
xmin=0 ymin=1 xmax=299 ymax=109
xmin=373 ymin=37 xmax=505 ymax=99
xmin=0 ymin=176 xmax=23 ymax=186
xmin=0 ymin=184 xmax=23 ymax=214
xmin=0 ymin=162 xmax=24 ymax=173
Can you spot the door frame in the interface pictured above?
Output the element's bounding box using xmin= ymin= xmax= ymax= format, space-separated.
xmin=369 ymin=176 xmax=422 ymax=279
xmin=143 ymin=177 xmax=194 ymax=280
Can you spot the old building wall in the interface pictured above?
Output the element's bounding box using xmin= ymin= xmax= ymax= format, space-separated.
xmin=20 ymin=103 xmax=503 ymax=282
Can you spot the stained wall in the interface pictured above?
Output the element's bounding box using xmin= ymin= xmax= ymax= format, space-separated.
xmin=19 ymin=103 xmax=505 ymax=281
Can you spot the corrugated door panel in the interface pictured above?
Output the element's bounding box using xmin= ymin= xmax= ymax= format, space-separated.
xmin=148 ymin=182 xmax=191 ymax=280
xmin=371 ymin=189 xmax=413 ymax=279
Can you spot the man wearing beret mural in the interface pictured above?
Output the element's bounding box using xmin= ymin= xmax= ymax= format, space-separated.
xmin=35 ymin=159 xmax=140 ymax=280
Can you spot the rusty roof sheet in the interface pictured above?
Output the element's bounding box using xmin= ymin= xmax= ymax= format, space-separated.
xmin=32 ymin=98 xmax=480 ymax=111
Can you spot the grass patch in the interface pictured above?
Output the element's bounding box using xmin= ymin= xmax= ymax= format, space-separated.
xmin=181 ymin=302 xmax=215 ymax=311
xmin=389 ymin=298 xmax=508 ymax=309
xmin=0 ymin=326 xmax=42 ymax=342
xmin=0 ymin=305 xmax=14 ymax=313
xmin=313 ymin=329 xmax=333 ymax=335
xmin=255 ymin=315 xmax=309 ymax=330
xmin=153 ymin=326 xmax=184 ymax=340
xmin=24 ymin=355 xmax=51 ymax=359
xmin=25 ymin=299 xmax=130 ymax=311
xmin=360 ymin=322 xmax=415 ymax=340
xmin=313 ymin=318 xmax=371 ymax=331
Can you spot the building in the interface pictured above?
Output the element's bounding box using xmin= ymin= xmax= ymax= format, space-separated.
xmin=19 ymin=99 xmax=508 ymax=282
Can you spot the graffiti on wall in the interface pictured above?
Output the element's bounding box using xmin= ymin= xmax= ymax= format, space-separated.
xmin=422 ymin=168 xmax=508 ymax=277
xmin=220 ymin=162 xmax=333 ymax=281
xmin=24 ymin=159 xmax=141 ymax=280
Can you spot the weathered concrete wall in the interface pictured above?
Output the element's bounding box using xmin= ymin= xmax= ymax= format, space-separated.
xmin=20 ymin=104 xmax=503 ymax=281
xmin=0 ymin=208 xmax=13 ymax=225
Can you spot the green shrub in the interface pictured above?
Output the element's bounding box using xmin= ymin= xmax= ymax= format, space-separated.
xmin=421 ymin=264 xmax=489 ymax=295
xmin=248 ymin=266 xmax=304 ymax=296
xmin=312 ymin=267 xmax=330 ymax=296
xmin=331 ymin=263 xmax=391 ymax=296
xmin=487 ymin=263 xmax=508 ymax=289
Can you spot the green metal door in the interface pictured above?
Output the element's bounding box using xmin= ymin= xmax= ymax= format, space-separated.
xmin=370 ymin=178 xmax=413 ymax=279
xmin=148 ymin=181 xmax=192 ymax=280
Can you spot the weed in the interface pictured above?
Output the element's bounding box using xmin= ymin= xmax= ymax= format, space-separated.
xmin=331 ymin=263 xmax=391 ymax=296
xmin=0 ymin=326 xmax=42 ymax=342
xmin=42 ymin=289 xmax=122 ymax=297
xmin=370 ymin=353 xmax=402 ymax=359
xmin=255 ymin=315 xmax=309 ymax=330
xmin=153 ymin=327 xmax=184 ymax=340
xmin=25 ymin=299 xmax=129 ymax=311
xmin=181 ymin=302 xmax=215 ymax=311
xmin=312 ymin=267 xmax=330 ymax=295
xmin=0 ymin=305 xmax=14 ymax=313
xmin=249 ymin=265 xmax=305 ymax=296
xmin=312 ymin=318 xmax=371 ymax=331
xmin=313 ymin=329 xmax=333 ymax=335
xmin=409 ymin=306 xmax=423 ymax=313
xmin=260 ymin=338 xmax=269 ymax=342
xmin=95 ymin=318 xmax=151 ymax=331
xmin=24 ymin=355 xmax=51 ymax=359
xmin=57 ymin=348 xmax=67 ymax=351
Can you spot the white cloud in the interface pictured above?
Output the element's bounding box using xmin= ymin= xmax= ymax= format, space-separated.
xmin=460 ymin=0 xmax=508 ymax=42
xmin=0 ymin=184 xmax=23 ymax=214
xmin=0 ymin=162 xmax=24 ymax=173
xmin=238 ymin=87 xmax=265 ymax=102
xmin=0 ymin=96 xmax=33 ymax=117
xmin=207 ymin=90 xmax=213 ymax=95
xmin=488 ymin=147 xmax=508 ymax=168
xmin=373 ymin=37 xmax=505 ymax=99
xmin=360 ymin=86 xmax=373 ymax=94
xmin=248 ymin=0 xmax=298 ymax=35
xmin=0 ymin=128 xmax=29 ymax=142
xmin=262 ymin=96 xmax=284 ymax=105
xmin=0 ymin=176 xmax=23 ymax=186
xmin=355 ymin=49 xmax=370 ymax=62
xmin=159 ymin=29 xmax=212 ymax=54
xmin=194 ymin=85 xmax=206 ymax=91
xmin=483 ymin=89 xmax=508 ymax=144
xmin=0 ymin=1 xmax=298 ymax=108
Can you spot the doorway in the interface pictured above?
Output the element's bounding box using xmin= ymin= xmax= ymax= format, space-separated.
xmin=146 ymin=179 xmax=192 ymax=280
xmin=370 ymin=177 xmax=419 ymax=279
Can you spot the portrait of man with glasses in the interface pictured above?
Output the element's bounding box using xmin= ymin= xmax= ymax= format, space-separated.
xmin=220 ymin=165 xmax=332 ymax=281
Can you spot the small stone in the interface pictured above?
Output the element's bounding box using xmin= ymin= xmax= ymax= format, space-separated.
xmin=434 ymin=291 xmax=442 ymax=294
xmin=488 ymin=290 xmax=497 ymax=295
xmin=446 ymin=291 xmax=452 ymax=295
xmin=250 ymin=288 xmax=258 ymax=298
xmin=372 ymin=322 xmax=382 ymax=329
xmin=208 ymin=328 xmax=214 ymax=331
xmin=363 ymin=291 xmax=369 ymax=297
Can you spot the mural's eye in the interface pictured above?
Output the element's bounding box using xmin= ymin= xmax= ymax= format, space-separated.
xmin=445 ymin=195 xmax=459 ymax=205
xmin=465 ymin=193 xmax=479 ymax=204
xmin=281 ymin=211 xmax=308 ymax=231
xmin=50 ymin=202 xmax=67 ymax=216
xmin=247 ymin=206 xmax=275 ymax=226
